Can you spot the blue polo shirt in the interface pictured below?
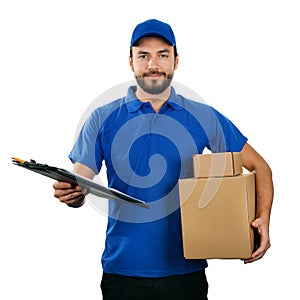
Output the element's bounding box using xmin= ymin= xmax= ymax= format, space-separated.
xmin=69 ymin=86 xmax=247 ymax=277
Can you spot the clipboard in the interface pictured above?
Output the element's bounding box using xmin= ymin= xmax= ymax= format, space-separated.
xmin=12 ymin=157 xmax=149 ymax=209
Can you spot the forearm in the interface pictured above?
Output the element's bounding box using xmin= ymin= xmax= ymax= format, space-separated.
xmin=241 ymin=143 xmax=274 ymax=221
xmin=254 ymin=161 xmax=274 ymax=224
xmin=241 ymin=143 xmax=274 ymax=263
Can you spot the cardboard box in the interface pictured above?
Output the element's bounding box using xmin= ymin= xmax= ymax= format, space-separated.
xmin=193 ymin=152 xmax=242 ymax=178
xmin=179 ymin=172 xmax=255 ymax=259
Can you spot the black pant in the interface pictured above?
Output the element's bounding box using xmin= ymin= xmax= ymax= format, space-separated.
xmin=101 ymin=270 xmax=208 ymax=300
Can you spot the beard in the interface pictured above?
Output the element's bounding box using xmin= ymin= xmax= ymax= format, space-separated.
xmin=135 ymin=71 xmax=173 ymax=95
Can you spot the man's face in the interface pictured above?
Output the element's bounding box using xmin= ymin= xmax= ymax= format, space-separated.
xmin=130 ymin=37 xmax=178 ymax=95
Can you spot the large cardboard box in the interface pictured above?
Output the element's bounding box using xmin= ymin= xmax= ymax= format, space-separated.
xmin=193 ymin=152 xmax=242 ymax=178
xmin=179 ymin=172 xmax=255 ymax=259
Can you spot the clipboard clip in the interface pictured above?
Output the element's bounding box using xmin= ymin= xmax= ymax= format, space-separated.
xmin=12 ymin=157 xmax=56 ymax=172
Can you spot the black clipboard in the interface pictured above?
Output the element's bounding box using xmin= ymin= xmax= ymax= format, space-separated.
xmin=12 ymin=158 xmax=148 ymax=209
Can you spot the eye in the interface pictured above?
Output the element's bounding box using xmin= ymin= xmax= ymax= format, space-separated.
xmin=159 ymin=54 xmax=169 ymax=59
xmin=138 ymin=54 xmax=149 ymax=60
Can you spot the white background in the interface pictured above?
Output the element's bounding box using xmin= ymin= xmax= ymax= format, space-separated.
xmin=1 ymin=0 xmax=299 ymax=299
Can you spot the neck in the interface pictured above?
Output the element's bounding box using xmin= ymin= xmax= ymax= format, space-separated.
xmin=135 ymin=86 xmax=171 ymax=112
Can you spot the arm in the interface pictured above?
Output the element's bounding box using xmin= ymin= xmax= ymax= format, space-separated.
xmin=240 ymin=143 xmax=274 ymax=263
xmin=53 ymin=162 xmax=96 ymax=208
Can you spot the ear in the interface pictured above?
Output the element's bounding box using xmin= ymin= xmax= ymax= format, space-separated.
xmin=174 ymin=54 xmax=179 ymax=70
xmin=129 ymin=56 xmax=134 ymax=72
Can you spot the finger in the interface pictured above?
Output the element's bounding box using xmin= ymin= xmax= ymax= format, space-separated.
xmin=65 ymin=194 xmax=85 ymax=207
xmin=53 ymin=181 xmax=73 ymax=189
xmin=251 ymin=236 xmax=270 ymax=258
xmin=59 ymin=191 xmax=85 ymax=204
xmin=54 ymin=188 xmax=73 ymax=199
xmin=244 ymin=244 xmax=270 ymax=264
xmin=53 ymin=183 xmax=83 ymax=198
xmin=54 ymin=186 xmax=83 ymax=199
xmin=244 ymin=220 xmax=271 ymax=264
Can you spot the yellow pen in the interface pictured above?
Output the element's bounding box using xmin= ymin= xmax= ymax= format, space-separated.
xmin=12 ymin=157 xmax=26 ymax=163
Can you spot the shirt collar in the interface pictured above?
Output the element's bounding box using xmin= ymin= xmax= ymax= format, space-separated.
xmin=125 ymin=86 xmax=184 ymax=113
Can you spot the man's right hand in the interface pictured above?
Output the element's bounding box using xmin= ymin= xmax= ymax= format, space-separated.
xmin=53 ymin=162 xmax=95 ymax=208
xmin=53 ymin=181 xmax=86 ymax=208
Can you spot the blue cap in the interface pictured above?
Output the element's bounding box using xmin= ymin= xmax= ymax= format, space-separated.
xmin=130 ymin=19 xmax=176 ymax=47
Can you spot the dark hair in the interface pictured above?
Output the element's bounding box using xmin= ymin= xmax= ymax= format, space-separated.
xmin=129 ymin=36 xmax=178 ymax=58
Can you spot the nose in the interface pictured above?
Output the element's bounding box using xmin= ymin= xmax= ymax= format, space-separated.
xmin=148 ymin=57 xmax=159 ymax=70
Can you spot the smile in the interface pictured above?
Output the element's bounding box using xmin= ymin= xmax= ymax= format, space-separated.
xmin=143 ymin=72 xmax=166 ymax=78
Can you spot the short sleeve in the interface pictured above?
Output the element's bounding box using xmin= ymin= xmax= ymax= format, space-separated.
xmin=68 ymin=110 xmax=103 ymax=174
xmin=208 ymin=107 xmax=248 ymax=153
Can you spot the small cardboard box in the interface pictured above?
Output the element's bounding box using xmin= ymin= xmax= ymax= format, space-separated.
xmin=179 ymin=172 xmax=255 ymax=259
xmin=193 ymin=152 xmax=242 ymax=178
